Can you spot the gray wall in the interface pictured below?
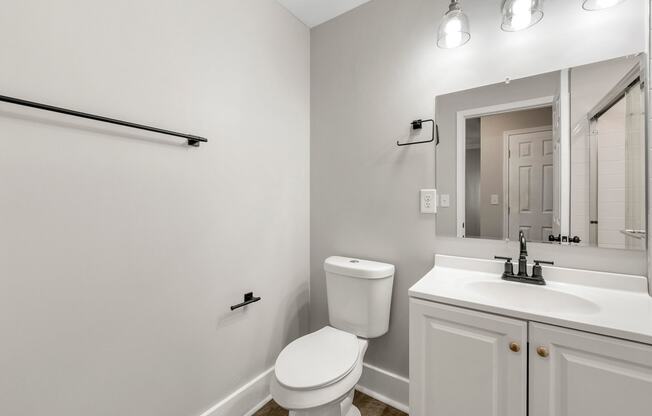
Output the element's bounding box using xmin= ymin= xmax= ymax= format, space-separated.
xmin=465 ymin=147 xmax=481 ymax=237
xmin=571 ymin=57 xmax=640 ymax=128
xmin=0 ymin=1 xmax=309 ymax=415
xmin=648 ymin=5 xmax=652 ymax=298
xmin=311 ymin=0 xmax=647 ymax=379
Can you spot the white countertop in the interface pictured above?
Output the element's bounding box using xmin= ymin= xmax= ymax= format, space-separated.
xmin=409 ymin=255 xmax=652 ymax=345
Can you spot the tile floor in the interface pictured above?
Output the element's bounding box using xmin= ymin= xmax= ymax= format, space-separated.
xmin=253 ymin=390 xmax=407 ymax=416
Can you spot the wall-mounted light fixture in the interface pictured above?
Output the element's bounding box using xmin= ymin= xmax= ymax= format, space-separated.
xmin=437 ymin=0 xmax=471 ymax=49
xmin=501 ymin=0 xmax=544 ymax=31
xmin=582 ymin=0 xmax=628 ymax=10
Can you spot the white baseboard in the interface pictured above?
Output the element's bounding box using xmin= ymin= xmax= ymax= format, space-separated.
xmin=198 ymin=367 xmax=273 ymax=416
xmin=356 ymin=363 xmax=410 ymax=414
xmin=196 ymin=363 xmax=409 ymax=416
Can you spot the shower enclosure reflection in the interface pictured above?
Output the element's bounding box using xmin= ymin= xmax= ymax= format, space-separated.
xmin=570 ymin=58 xmax=646 ymax=250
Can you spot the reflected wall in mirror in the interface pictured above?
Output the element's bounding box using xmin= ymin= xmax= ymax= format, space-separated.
xmin=435 ymin=53 xmax=647 ymax=251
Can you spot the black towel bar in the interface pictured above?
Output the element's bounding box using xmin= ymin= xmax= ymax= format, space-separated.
xmin=0 ymin=94 xmax=208 ymax=147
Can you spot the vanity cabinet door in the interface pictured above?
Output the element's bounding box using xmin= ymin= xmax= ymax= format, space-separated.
xmin=529 ymin=322 xmax=652 ymax=416
xmin=409 ymin=299 xmax=527 ymax=416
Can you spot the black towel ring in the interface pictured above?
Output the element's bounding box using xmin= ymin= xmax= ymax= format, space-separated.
xmin=397 ymin=119 xmax=439 ymax=147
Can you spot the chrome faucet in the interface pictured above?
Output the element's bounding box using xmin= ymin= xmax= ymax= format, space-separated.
xmin=494 ymin=231 xmax=553 ymax=286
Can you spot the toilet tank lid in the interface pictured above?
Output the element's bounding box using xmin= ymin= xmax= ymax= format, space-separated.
xmin=324 ymin=256 xmax=395 ymax=279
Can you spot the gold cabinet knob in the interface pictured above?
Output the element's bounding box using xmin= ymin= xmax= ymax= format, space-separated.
xmin=537 ymin=346 xmax=549 ymax=358
xmin=509 ymin=342 xmax=521 ymax=353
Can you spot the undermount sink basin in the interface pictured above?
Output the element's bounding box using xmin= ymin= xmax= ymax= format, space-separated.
xmin=465 ymin=280 xmax=601 ymax=315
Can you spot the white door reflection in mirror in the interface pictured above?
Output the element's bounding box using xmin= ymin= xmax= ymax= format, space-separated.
xmin=507 ymin=128 xmax=554 ymax=242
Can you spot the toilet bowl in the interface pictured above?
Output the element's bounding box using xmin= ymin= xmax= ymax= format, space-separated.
xmin=271 ymin=257 xmax=394 ymax=416
xmin=270 ymin=326 xmax=368 ymax=416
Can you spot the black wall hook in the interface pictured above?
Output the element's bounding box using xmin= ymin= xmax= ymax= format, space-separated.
xmin=397 ymin=119 xmax=438 ymax=147
xmin=230 ymin=292 xmax=261 ymax=311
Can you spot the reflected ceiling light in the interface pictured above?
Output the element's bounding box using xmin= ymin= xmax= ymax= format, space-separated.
xmin=437 ymin=0 xmax=471 ymax=49
xmin=501 ymin=0 xmax=544 ymax=32
xmin=582 ymin=0 xmax=628 ymax=10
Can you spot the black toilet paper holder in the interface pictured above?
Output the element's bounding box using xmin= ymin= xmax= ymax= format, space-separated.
xmin=230 ymin=292 xmax=262 ymax=311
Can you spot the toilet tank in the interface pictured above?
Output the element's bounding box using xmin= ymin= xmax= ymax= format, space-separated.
xmin=324 ymin=256 xmax=395 ymax=338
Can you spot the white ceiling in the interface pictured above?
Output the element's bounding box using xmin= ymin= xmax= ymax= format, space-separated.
xmin=276 ymin=0 xmax=374 ymax=28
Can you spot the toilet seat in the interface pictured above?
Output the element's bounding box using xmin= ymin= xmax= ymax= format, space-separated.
xmin=271 ymin=329 xmax=369 ymax=412
xmin=275 ymin=326 xmax=359 ymax=390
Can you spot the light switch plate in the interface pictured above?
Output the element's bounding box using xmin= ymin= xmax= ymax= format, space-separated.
xmin=491 ymin=194 xmax=499 ymax=205
xmin=440 ymin=194 xmax=450 ymax=208
xmin=421 ymin=189 xmax=436 ymax=214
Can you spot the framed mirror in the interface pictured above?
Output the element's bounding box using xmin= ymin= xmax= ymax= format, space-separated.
xmin=435 ymin=53 xmax=647 ymax=250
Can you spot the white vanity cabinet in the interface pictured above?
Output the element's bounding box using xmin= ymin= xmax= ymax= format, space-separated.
xmin=409 ymin=298 xmax=527 ymax=416
xmin=529 ymin=322 xmax=652 ymax=416
xmin=410 ymin=298 xmax=652 ymax=416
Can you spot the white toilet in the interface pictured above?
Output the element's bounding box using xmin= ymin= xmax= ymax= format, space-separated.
xmin=270 ymin=256 xmax=394 ymax=416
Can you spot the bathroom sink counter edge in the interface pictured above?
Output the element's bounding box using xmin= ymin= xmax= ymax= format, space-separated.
xmin=409 ymin=255 xmax=652 ymax=345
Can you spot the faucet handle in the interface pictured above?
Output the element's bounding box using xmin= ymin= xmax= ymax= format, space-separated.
xmin=532 ymin=260 xmax=554 ymax=279
xmin=494 ymin=256 xmax=514 ymax=275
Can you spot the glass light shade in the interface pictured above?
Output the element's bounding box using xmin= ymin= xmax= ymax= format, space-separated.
xmin=582 ymin=0 xmax=627 ymax=10
xmin=437 ymin=2 xmax=471 ymax=49
xmin=501 ymin=0 xmax=544 ymax=32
